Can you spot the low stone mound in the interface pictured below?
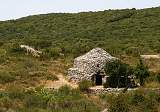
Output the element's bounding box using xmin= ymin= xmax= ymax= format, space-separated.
xmin=68 ymin=48 xmax=117 ymax=83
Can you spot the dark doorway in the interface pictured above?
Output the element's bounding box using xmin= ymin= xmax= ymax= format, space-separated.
xmin=96 ymin=75 xmax=102 ymax=85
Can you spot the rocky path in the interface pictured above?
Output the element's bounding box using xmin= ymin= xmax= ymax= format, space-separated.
xmin=44 ymin=74 xmax=78 ymax=89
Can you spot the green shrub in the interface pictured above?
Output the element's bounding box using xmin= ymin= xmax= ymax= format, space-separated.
xmin=45 ymin=73 xmax=58 ymax=81
xmin=24 ymin=94 xmax=46 ymax=108
xmin=134 ymin=58 xmax=150 ymax=86
xmin=0 ymin=71 xmax=16 ymax=84
xmin=99 ymin=93 xmax=116 ymax=104
xmin=139 ymin=98 xmax=158 ymax=112
xmin=129 ymin=92 xmax=145 ymax=105
xmin=157 ymin=73 xmax=160 ymax=83
xmin=44 ymin=47 xmax=62 ymax=59
xmin=0 ymin=49 xmax=7 ymax=64
xmin=108 ymin=11 xmax=134 ymax=22
xmin=0 ymin=56 xmax=6 ymax=64
xmin=127 ymin=90 xmax=160 ymax=112
xmin=10 ymin=43 xmax=23 ymax=53
xmin=79 ymin=80 xmax=92 ymax=92
xmin=0 ymin=96 xmax=12 ymax=109
xmin=99 ymin=93 xmax=107 ymax=99
xmin=0 ymin=49 xmax=6 ymax=57
xmin=134 ymin=91 xmax=159 ymax=112
xmin=23 ymin=58 xmax=36 ymax=69
xmin=101 ymin=90 xmax=160 ymax=112
xmin=6 ymin=85 xmax=25 ymax=99
xmin=125 ymin=47 xmax=139 ymax=56
xmin=0 ymin=41 xmax=4 ymax=47
xmin=70 ymin=89 xmax=81 ymax=100
xmin=145 ymin=72 xmax=157 ymax=82
xmin=109 ymin=94 xmax=129 ymax=112
xmin=58 ymin=85 xmax=71 ymax=95
xmin=25 ymin=39 xmax=52 ymax=49
xmin=0 ymin=91 xmax=8 ymax=98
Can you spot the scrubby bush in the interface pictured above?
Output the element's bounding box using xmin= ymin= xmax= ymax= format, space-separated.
xmin=99 ymin=93 xmax=115 ymax=103
xmin=0 ymin=49 xmax=7 ymax=64
xmin=0 ymin=96 xmax=13 ymax=109
xmin=145 ymin=81 xmax=160 ymax=88
xmin=10 ymin=43 xmax=23 ymax=53
xmin=157 ymin=73 xmax=160 ymax=83
xmin=25 ymin=39 xmax=52 ymax=49
xmin=108 ymin=94 xmax=129 ymax=112
xmin=6 ymin=85 xmax=25 ymax=99
xmin=0 ymin=49 xmax=6 ymax=56
xmin=25 ymin=94 xmax=46 ymax=108
xmin=0 ymin=56 xmax=6 ymax=64
xmin=100 ymin=89 xmax=160 ymax=112
xmin=45 ymin=73 xmax=58 ymax=81
xmin=134 ymin=58 xmax=150 ymax=86
xmin=23 ymin=58 xmax=37 ymax=69
xmin=0 ymin=41 xmax=4 ymax=47
xmin=129 ymin=91 xmax=145 ymax=105
xmin=79 ymin=80 xmax=92 ymax=92
xmin=144 ymin=72 xmax=160 ymax=88
xmin=0 ymin=71 xmax=16 ymax=84
xmin=0 ymin=91 xmax=8 ymax=99
xmin=125 ymin=47 xmax=140 ymax=56
xmin=108 ymin=11 xmax=134 ymax=22
xmin=58 ymin=85 xmax=71 ymax=95
xmin=129 ymin=90 xmax=159 ymax=112
xmin=44 ymin=47 xmax=62 ymax=59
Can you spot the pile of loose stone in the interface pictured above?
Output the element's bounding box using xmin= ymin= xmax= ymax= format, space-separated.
xmin=68 ymin=48 xmax=116 ymax=83
xmin=89 ymin=87 xmax=160 ymax=94
xmin=89 ymin=87 xmax=138 ymax=94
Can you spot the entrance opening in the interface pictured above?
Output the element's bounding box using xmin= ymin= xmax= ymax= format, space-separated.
xmin=96 ymin=75 xmax=102 ymax=85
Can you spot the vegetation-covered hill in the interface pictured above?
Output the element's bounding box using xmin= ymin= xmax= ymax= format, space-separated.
xmin=0 ymin=7 xmax=160 ymax=58
xmin=0 ymin=7 xmax=160 ymax=112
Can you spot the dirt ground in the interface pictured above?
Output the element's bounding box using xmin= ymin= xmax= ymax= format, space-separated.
xmin=44 ymin=74 xmax=78 ymax=89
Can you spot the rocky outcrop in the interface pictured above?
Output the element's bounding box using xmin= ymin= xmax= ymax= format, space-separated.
xmin=20 ymin=45 xmax=42 ymax=57
xmin=68 ymin=48 xmax=116 ymax=83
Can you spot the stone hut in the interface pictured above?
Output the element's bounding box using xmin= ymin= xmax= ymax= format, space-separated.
xmin=68 ymin=48 xmax=117 ymax=85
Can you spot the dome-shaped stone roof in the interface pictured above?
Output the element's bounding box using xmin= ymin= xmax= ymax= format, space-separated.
xmin=68 ymin=48 xmax=117 ymax=83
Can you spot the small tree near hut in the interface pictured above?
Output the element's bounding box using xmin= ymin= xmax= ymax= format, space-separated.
xmin=104 ymin=60 xmax=133 ymax=88
xmin=134 ymin=58 xmax=150 ymax=86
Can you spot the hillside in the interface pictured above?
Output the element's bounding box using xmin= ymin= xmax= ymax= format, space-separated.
xmin=0 ymin=7 xmax=160 ymax=112
xmin=0 ymin=7 xmax=160 ymax=57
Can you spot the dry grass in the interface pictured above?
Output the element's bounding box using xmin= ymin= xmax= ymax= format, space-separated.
xmin=143 ymin=58 xmax=160 ymax=72
xmin=48 ymin=58 xmax=73 ymax=75
xmin=145 ymin=81 xmax=160 ymax=88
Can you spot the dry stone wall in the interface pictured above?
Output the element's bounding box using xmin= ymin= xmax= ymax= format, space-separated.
xmin=89 ymin=88 xmax=160 ymax=94
xmin=89 ymin=87 xmax=138 ymax=94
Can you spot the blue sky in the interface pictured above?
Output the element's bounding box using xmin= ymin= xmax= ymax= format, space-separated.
xmin=0 ymin=0 xmax=160 ymax=21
